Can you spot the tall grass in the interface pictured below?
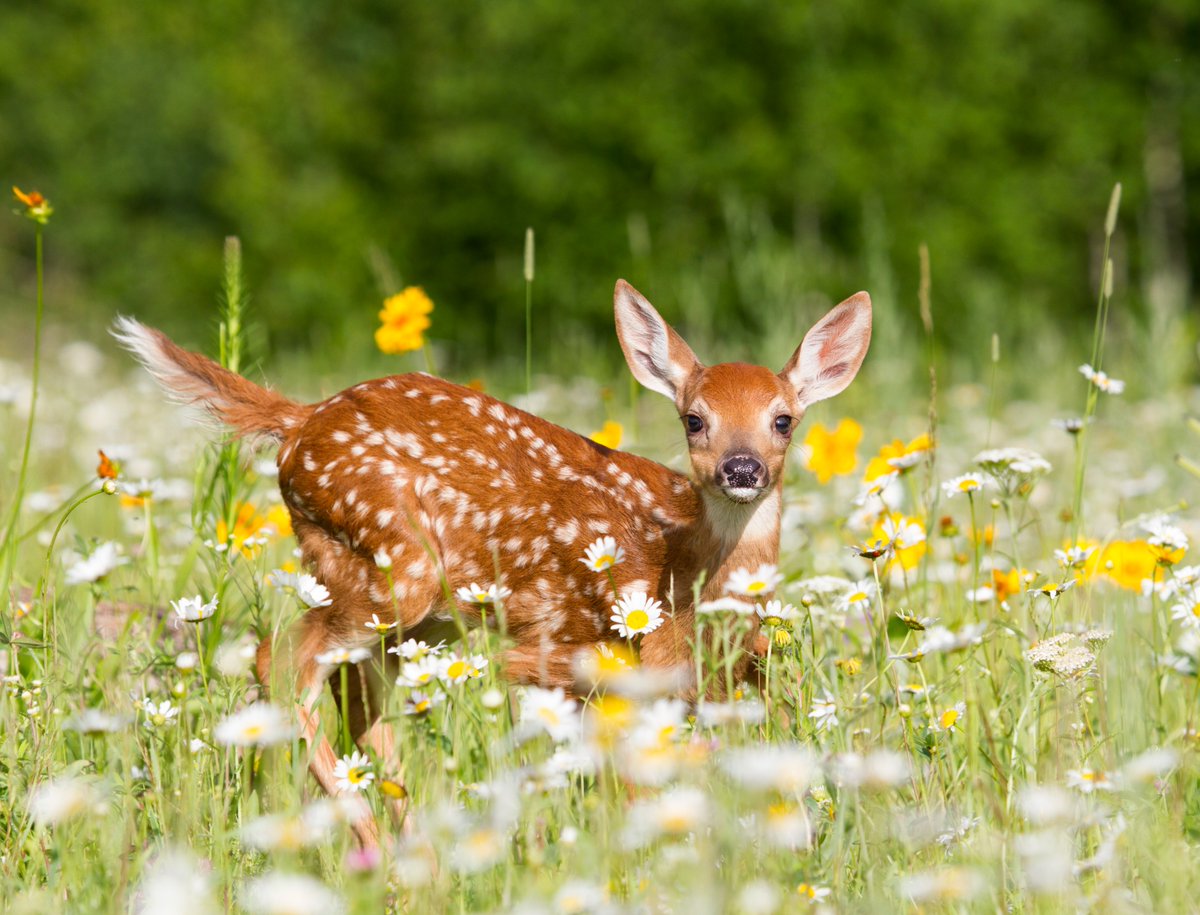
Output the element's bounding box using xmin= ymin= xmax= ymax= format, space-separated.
xmin=1 ymin=195 xmax=1199 ymax=915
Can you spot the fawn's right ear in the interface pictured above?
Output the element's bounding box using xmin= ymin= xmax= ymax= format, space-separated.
xmin=613 ymin=280 xmax=702 ymax=401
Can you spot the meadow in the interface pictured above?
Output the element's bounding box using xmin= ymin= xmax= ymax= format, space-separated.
xmin=3 ymin=185 xmax=1200 ymax=914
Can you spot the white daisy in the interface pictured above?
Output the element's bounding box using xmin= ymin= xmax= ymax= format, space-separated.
xmin=315 ymin=646 xmax=372 ymax=667
xmin=171 ymin=594 xmax=218 ymax=623
xmin=940 ymin=473 xmax=987 ymax=499
xmin=838 ymin=579 xmax=877 ymax=614
xmin=580 ymin=536 xmax=626 ymax=572
xmin=881 ymin=516 xmax=925 ymax=550
xmin=623 ymin=786 xmax=709 ymax=848
xmin=521 ymin=686 xmax=581 ymax=743
xmin=140 ymin=698 xmax=179 ymax=729
xmin=934 ymin=701 xmax=966 ymax=732
xmin=332 ymin=751 xmax=375 ymax=794
xmin=363 ymin=613 xmax=397 ymax=633
xmin=1027 ymin=579 xmax=1077 ymax=600
xmin=1170 ymin=590 xmax=1200 ymax=629
xmin=808 ymin=692 xmax=838 ymax=732
xmin=63 ymin=708 xmax=128 ymax=735
xmin=214 ymin=702 xmax=295 ymax=747
xmin=438 ymin=652 xmax=488 ymax=686
xmin=1054 ymin=545 xmax=1095 ymax=568
xmin=455 ymin=582 xmax=512 ymax=605
xmin=610 ymin=592 xmax=665 ymax=638
xmin=64 ymin=541 xmax=127 ymax=585
xmin=756 ymin=599 xmax=800 ymax=626
xmin=396 ymin=656 xmax=441 ymax=688
xmin=28 ymin=776 xmax=106 ymax=826
xmin=270 ymin=570 xmax=333 ymax=608
xmin=388 ymin=638 xmax=444 ymax=661
xmin=1078 ymin=363 xmax=1125 ymax=394
xmin=726 ymin=563 xmax=784 ymax=597
xmin=403 ymin=691 xmax=443 ymax=716
xmin=240 ymin=872 xmax=345 ymax=915
xmin=1066 ymin=768 xmax=1114 ymax=793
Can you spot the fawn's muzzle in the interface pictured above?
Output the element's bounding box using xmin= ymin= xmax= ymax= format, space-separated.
xmin=717 ymin=453 xmax=767 ymax=495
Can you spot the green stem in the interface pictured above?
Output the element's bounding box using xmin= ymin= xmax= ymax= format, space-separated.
xmin=1 ymin=226 xmax=45 ymax=609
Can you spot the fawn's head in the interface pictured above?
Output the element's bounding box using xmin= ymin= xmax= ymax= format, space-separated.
xmin=614 ymin=280 xmax=872 ymax=505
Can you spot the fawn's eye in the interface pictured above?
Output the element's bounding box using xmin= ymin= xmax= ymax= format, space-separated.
xmin=685 ymin=414 xmax=704 ymax=434
xmin=774 ymin=415 xmax=793 ymax=436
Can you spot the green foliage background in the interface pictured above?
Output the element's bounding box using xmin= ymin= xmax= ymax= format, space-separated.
xmin=0 ymin=0 xmax=1196 ymax=378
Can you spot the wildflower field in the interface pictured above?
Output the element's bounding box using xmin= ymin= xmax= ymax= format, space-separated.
xmin=3 ymin=185 xmax=1200 ymax=915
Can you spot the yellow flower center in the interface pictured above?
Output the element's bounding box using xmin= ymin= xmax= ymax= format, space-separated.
xmin=1191 ymin=603 xmax=1200 ymax=618
xmin=599 ymin=555 xmax=614 ymax=567
xmin=446 ymin=661 xmax=467 ymax=679
xmin=626 ymin=609 xmax=649 ymax=631
xmin=940 ymin=708 xmax=959 ymax=729
xmin=797 ymin=883 xmax=816 ymax=899
xmin=243 ymin=724 xmax=263 ymax=738
xmin=537 ymin=707 xmax=561 ymax=727
xmin=849 ymin=591 xmax=867 ymax=603
xmin=747 ymin=581 xmax=766 ymax=594
xmin=958 ymin=480 xmax=977 ymax=491
xmin=347 ymin=767 xmax=368 ymax=784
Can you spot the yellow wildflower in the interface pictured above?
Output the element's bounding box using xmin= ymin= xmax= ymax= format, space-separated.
xmin=375 ymin=286 xmax=433 ymax=354
xmin=13 ymin=186 xmax=53 ymax=224
xmin=1087 ymin=540 xmax=1170 ymax=592
xmin=872 ymin=512 xmax=927 ymax=571
xmin=216 ymin=503 xmax=278 ymax=559
xmin=991 ymin=567 xmax=1032 ymax=603
xmin=801 ymin=418 xmax=862 ymax=484
xmin=863 ymin=433 xmax=933 ymax=483
xmin=589 ymin=421 xmax=623 ymax=450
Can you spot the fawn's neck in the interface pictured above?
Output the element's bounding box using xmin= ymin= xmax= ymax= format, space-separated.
xmin=694 ymin=485 xmax=782 ymax=600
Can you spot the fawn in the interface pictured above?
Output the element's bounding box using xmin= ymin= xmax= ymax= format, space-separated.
xmin=115 ymin=280 xmax=870 ymax=843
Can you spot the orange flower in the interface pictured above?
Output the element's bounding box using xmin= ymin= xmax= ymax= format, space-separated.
xmin=589 ymin=421 xmax=623 ymax=450
xmin=12 ymin=186 xmax=53 ymax=224
xmin=375 ymin=287 xmax=433 ymax=354
xmin=863 ymin=433 xmax=932 ymax=484
xmin=96 ymin=450 xmax=119 ymax=480
xmin=802 ymin=418 xmax=862 ymax=484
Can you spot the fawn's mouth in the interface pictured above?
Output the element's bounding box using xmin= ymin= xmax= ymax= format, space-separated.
xmin=720 ymin=485 xmax=767 ymax=504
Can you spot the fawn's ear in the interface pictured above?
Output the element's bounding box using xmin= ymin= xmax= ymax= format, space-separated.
xmin=614 ymin=280 xmax=702 ymax=401
xmin=781 ymin=292 xmax=872 ymax=408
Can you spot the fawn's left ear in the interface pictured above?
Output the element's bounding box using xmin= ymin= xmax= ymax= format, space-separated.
xmin=613 ymin=279 xmax=702 ymax=402
xmin=781 ymin=292 xmax=872 ymax=408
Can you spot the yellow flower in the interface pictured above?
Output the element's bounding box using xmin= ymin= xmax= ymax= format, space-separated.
xmin=375 ymin=287 xmax=433 ymax=354
xmin=871 ymin=513 xmax=927 ymax=571
xmin=216 ymin=503 xmax=279 ymax=559
xmin=13 ymin=186 xmax=53 ymax=224
xmin=834 ymin=657 xmax=862 ymax=676
xmin=801 ymin=418 xmax=862 ymax=484
xmin=863 ymin=433 xmax=933 ymax=483
xmin=589 ymin=421 xmax=623 ymax=450
xmin=991 ymin=567 xmax=1032 ymax=603
xmin=1087 ymin=540 xmax=1170 ymax=592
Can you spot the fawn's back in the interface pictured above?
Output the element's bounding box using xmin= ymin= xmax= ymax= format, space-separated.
xmin=278 ymin=372 xmax=699 ymax=653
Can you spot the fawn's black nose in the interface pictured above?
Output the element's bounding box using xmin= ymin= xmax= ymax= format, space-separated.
xmin=718 ymin=453 xmax=767 ymax=490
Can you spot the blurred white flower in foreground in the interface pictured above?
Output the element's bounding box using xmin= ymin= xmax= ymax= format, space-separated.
xmin=240 ymin=872 xmax=344 ymax=915
xmin=135 ymin=848 xmax=217 ymax=915
xmin=64 ymin=541 xmax=127 ymax=585
xmin=28 ymin=775 xmax=107 ymax=826
xmin=214 ymin=703 xmax=295 ymax=747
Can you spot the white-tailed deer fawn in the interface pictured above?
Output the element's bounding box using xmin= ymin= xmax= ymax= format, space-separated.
xmin=115 ymin=280 xmax=870 ymax=842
